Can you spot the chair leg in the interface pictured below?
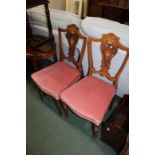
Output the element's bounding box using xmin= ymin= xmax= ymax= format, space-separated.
xmin=62 ymin=103 xmax=69 ymax=118
xmin=55 ymin=100 xmax=62 ymax=116
xmin=109 ymin=96 xmax=115 ymax=110
xmin=92 ymin=123 xmax=99 ymax=138
xmin=36 ymin=87 xmax=45 ymax=101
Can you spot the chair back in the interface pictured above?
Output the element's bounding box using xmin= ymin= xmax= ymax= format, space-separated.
xmin=58 ymin=24 xmax=87 ymax=76
xmin=87 ymin=33 xmax=129 ymax=88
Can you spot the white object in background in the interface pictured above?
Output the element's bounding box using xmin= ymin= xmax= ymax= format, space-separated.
xmin=66 ymin=0 xmax=83 ymax=18
xmin=27 ymin=6 xmax=81 ymax=30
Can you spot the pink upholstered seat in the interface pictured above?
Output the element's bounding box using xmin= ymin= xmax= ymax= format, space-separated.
xmin=31 ymin=61 xmax=80 ymax=100
xmin=60 ymin=75 xmax=116 ymax=126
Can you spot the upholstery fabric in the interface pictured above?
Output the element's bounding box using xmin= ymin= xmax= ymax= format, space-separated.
xmin=81 ymin=17 xmax=129 ymax=46
xmin=31 ymin=62 xmax=80 ymax=100
xmin=60 ymin=76 xmax=116 ymax=126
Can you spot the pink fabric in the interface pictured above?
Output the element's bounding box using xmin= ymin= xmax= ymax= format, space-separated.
xmin=60 ymin=76 xmax=116 ymax=126
xmin=31 ymin=62 xmax=80 ymax=100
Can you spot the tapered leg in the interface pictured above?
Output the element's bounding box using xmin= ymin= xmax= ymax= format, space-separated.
xmin=92 ymin=123 xmax=99 ymax=138
xmin=109 ymin=97 xmax=115 ymax=110
xmin=56 ymin=100 xmax=62 ymax=115
xmin=63 ymin=103 xmax=69 ymax=118
xmin=36 ymin=87 xmax=45 ymax=101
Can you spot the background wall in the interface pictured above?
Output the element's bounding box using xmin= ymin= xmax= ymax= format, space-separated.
xmin=48 ymin=0 xmax=88 ymax=18
xmin=49 ymin=0 xmax=66 ymax=10
xmin=82 ymin=0 xmax=88 ymax=17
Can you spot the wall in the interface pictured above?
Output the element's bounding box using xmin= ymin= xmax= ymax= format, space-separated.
xmin=49 ymin=0 xmax=66 ymax=10
xmin=82 ymin=0 xmax=88 ymax=17
xmin=48 ymin=0 xmax=88 ymax=17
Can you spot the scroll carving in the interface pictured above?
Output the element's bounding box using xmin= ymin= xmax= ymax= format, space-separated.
xmin=100 ymin=34 xmax=119 ymax=79
xmin=88 ymin=33 xmax=129 ymax=88
xmin=58 ymin=24 xmax=87 ymax=75
xmin=66 ymin=24 xmax=80 ymax=63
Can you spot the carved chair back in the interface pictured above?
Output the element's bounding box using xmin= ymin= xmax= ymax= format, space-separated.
xmin=87 ymin=33 xmax=129 ymax=88
xmin=58 ymin=24 xmax=87 ymax=76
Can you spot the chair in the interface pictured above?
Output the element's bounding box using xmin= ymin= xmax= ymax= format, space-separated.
xmin=60 ymin=33 xmax=129 ymax=137
xmin=31 ymin=24 xmax=87 ymax=115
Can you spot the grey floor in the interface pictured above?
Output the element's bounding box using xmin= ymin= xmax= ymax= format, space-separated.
xmin=26 ymin=80 xmax=118 ymax=155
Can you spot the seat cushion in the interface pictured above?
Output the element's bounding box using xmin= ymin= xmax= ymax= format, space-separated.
xmin=60 ymin=76 xmax=116 ymax=126
xmin=31 ymin=62 xmax=80 ymax=100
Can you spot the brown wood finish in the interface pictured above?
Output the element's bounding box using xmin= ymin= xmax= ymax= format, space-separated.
xmin=26 ymin=0 xmax=49 ymax=9
xmin=44 ymin=2 xmax=54 ymax=41
xmin=59 ymin=24 xmax=87 ymax=117
xmin=87 ymin=33 xmax=129 ymax=89
xmin=87 ymin=33 xmax=128 ymax=137
xmin=63 ymin=33 xmax=128 ymax=138
xmin=92 ymin=123 xmax=99 ymax=138
xmin=97 ymin=0 xmax=129 ymax=10
xmin=119 ymin=134 xmax=129 ymax=155
xmin=58 ymin=24 xmax=87 ymax=115
xmin=62 ymin=103 xmax=69 ymax=118
xmin=26 ymin=39 xmax=57 ymax=71
xmin=88 ymin=0 xmax=129 ymax=24
xmin=33 ymin=24 xmax=87 ymax=115
xmin=58 ymin=24 xmax=87 ymax=76
xmin=26 ymin=0 xmax=54 ymax=42
xmin=56 ymin=100 xmax=62 ymax=115
xmin=101 ymin=95 xmax=129 ymax=153
xmin=26 ymin=0 xmax=56 ymax=71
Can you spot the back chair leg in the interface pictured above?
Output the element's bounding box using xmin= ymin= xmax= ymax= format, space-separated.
xmin=92 ymin=123 xmax=99 ymax=138
xmin=63 ymin=103 xmax=69 ymax=118
xmin=56 ymin=100 xmax=62 ymax=116
xmin=109 ymin=96 xmax=115 ymax=110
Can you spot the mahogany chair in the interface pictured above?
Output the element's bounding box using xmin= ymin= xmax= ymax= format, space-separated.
xmin=60 ymin=33 xmax=129 ymax=137
xmin=31 ymin=24 xmax=87 ymax=115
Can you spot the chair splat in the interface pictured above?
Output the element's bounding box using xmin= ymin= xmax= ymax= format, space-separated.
xmin=58 ymin=24 xmax=87 ymax=75
xmin=88 ymin=33 xmax=129 ymax=88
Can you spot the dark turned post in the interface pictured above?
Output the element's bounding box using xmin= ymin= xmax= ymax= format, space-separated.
xmin=44 ymin=2 xmax=54 ymax=42
xmin=26 ymin=0 xmax=55 ymax=43
xmin=26 ymin=12 xmax=33 ymax=40
xmin=26 ymin=0 xmax=57 ymax=71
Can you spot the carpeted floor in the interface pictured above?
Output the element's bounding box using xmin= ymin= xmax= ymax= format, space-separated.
xmin=26 ymin=79 xmax=120 ymax=155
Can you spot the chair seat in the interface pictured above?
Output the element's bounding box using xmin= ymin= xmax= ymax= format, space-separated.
xmin=31 ymin=61 xmax=80 ymax=100
xmin=60 ymin=76 xmax=116 ymax=126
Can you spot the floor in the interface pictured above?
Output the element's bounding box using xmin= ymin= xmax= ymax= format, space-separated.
xmin=26 ymin=77 xmax=119 ymax=155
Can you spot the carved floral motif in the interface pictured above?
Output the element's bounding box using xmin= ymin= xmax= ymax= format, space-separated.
xmin=66 ymin=24 xmax=80 ymax=59
xmin=59 ymin=24 xmax=87 ymax=75
xmin=100 ymin=34 xmax=119 ymax=74
xmin=88 ymin=33 xmax=129 ymax=87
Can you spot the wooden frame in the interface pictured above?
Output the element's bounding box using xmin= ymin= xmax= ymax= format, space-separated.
xmin=87 ymin=33 xmax=129 ymax=89
xmin=34 ymin=24 xmax=87 ymax=115
xmin=26 ymin=0 xmax=56 ymax=71
xmin=66 ymin=0 xmax=83 ymax=18
xmin=58 ymin=24 xmax=87 ymax=76
xmin=62 ymin=33 xmax=129 ymax=138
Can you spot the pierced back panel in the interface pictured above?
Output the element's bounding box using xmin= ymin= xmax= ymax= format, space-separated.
xmin=88 ymin=33 xmax=129 ymax=88
xmin=58 ymin=24 xmax=87 ymax=76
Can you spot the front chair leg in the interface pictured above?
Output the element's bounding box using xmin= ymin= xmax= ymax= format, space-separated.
xmin=92 ymin=123 xmax=99 ymax=138
xmin=56 ymin=100 xmax=62 ymax=116
xmin=36 ymin=87 xmax=45 ymax=101
xmin=63 ymin=103 xmax=69 ymax=118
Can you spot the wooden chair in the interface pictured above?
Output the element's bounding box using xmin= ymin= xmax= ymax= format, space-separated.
xmin=31 ymin=24 xmax=87 ymax=115
xmin=60 ymin=33 xmax=129 ymax=137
